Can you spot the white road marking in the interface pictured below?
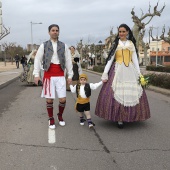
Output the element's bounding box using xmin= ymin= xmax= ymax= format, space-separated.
xmin=50 ymin=165 xmax=57 ymax=170
xmin=48 ymin=128 xmax=56 ymax=144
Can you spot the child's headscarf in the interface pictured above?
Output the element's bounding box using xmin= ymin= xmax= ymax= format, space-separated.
xmin=79 ymin=74 xmax=88 ymax=81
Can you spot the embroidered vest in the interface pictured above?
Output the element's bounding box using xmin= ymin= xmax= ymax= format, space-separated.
xmin=115 ymin=49 xmax=132 ymax=67
xmin=76 ymin=83 xmax=91 ymax=98
xmin=43 ymin=40 xmax=65 ymax=71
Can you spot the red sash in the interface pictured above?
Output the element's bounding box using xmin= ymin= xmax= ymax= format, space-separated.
xmin=43 ymin=64 xmax=64 ymax=96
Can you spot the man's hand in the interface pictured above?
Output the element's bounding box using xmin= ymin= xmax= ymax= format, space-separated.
xmin=67 ymin=78 xmax=72 ymax=85
xmin=34 ymin=77 xmax=41 ymax=85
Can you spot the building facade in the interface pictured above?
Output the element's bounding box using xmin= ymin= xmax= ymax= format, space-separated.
xmin=149 ymin=41 xmax=170 ymax=66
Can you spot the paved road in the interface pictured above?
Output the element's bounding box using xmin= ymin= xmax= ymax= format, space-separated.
xmin=0 ymin=72 xmax=170 ymax=170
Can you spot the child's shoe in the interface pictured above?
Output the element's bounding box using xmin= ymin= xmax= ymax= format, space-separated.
xmin=80 ymin=118 xmax=86 ymax=126
xmin=49 ymin=117 xmax=55 ymax=129
xmin=88 ymin=121 xmax=95 ymax=128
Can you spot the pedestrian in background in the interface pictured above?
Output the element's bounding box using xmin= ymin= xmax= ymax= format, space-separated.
xmin=33 ymin=24 xmax=73 ymax=129
xmin=95 ymin=23 xmax=150 ymax=129
xmin=27 ymin=50 xmax=37 ymax=84
xmin=14 ymin=54 xmax=20 ymax=69
xmin=20 ymin=55 xmax=27 ymax=70
xmin=66 ymin=46 xmax=82 ymax=91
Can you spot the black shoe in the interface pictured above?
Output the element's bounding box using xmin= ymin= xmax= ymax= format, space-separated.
xmin=80 ymin=118 xmax=86 ymax=125
xmin=88 ymin=121 xmax=95 ymax=128
xmin=117 ymin=122 xmax=124 ymax=129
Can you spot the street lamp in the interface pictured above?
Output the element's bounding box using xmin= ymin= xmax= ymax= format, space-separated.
xmin=150 ymin=26 xmax=159 ymax=67
xmin=30 ymin=21 xmax=42 ymax=50
xmin=98 ymin=40 xmax=102 ymax=64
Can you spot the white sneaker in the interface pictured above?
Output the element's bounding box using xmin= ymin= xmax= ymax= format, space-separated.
xmin=49 ymin=118 xmax=55 ymax=129
xmin=58 ymin=120 xmax=65 ymax=126
xmin=57 ymin=114 xmax=65 ymax=126
xmin=49 ymin=124 xmax=56 ymax=129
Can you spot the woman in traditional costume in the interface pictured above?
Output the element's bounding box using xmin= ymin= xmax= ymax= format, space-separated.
xmin=66 ymin=46 xmax=82 ymax=91
xmin=95 ymin=24 xmax=150 ymax=128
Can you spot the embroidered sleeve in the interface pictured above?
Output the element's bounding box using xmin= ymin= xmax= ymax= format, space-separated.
xmin=90 ymin=81 xmax=103 ymax=90
xmin=65 ymin=44 xmax=73 ymax=79
xmin=101 ymin=54 xmax=115 ymax=80
xmin=33 ymin=44 xmax=44 ymax=77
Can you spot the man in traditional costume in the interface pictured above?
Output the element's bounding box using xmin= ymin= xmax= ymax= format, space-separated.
xmin=33 ymin=24 xmax=73 ymax=129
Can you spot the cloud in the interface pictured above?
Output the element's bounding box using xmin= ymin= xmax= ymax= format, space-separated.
xmin=1 ymin=0 xmax=169 ymax=49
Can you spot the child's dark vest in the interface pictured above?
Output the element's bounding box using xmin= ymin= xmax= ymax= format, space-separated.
xmin=76 ymin=83 xmax=91 ymax=98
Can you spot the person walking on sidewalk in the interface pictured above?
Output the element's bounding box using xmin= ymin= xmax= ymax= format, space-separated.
xmin=95 ymin=23 xmax=150 ymax=129
xmin=33 ymin=24 xmax=73 ymax=129
xmin=14 ymin=54 xmax=20 ymax=69
xmin=20 ymin=55 xmax=27 ymax=69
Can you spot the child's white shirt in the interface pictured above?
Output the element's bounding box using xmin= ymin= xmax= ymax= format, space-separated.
xmin=70 ymin=81 xmax=102 ymax=98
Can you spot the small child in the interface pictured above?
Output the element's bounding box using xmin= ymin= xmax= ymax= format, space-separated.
xmin=70 ymin=74 xmax=102 ymax=128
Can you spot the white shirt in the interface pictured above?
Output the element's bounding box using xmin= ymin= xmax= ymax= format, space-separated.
xmin=70 ymin=81 xmax=103 ymax=98
xmin=33 ymin=40 xmax=73 ymax=79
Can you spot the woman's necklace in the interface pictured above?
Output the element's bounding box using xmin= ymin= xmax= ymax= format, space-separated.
xmin=121 ymin=40 xmax=127 ymax=46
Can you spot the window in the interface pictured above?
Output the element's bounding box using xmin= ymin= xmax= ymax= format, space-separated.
xmin=164 ymin=56 xmax=170 ymax=62
xmin=168 ymin=47 xmax=170 ymax=51
xmin=151 ymin=56 xmax=156 ymax=62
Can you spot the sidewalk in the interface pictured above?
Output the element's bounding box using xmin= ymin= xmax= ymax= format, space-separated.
xmin=83 ymin=68 xmax=170 ymax=96
xmin=0 ymin=62 xmax=23 ymax=89
xmin=0 ymin=62 xmax=170 ymax=96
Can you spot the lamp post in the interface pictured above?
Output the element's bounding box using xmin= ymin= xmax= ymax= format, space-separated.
xmin=30 ymin=21 xmax=42 ymax=50
xmin=98 ymin=40 xmax=102 ymax=64
xmin=150 ymin=26 xmax=159 ymax=67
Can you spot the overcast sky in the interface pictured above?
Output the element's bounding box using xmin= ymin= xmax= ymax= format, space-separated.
xmin=1 ymin=0 xmax=169 ymax=49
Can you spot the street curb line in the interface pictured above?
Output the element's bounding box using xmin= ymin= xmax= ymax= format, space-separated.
xmin=0 ymin=76 xmax=20 ymax=90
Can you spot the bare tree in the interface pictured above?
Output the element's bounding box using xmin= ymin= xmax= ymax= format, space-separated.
xmin=1 ymin=42 xmax=24 ymax=65
xmin=131 ymin=2 xmax=165 ymax=48
xmin=160 ymin=25 xmax=170 ymax=44
xmin=105 ymin=27 xmax=117 ymax=51
xmin=139 ymin=29 xmax=150 ymax=65
xmin=0 ymin=25 xmax=10 ymax=40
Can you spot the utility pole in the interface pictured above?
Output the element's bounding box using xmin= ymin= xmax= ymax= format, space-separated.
xmin=0 ymin=1 xmax=2 ymax=35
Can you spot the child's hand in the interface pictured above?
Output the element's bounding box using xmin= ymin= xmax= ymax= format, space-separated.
xmin=102 ymin=79 xmax=108 ymax=83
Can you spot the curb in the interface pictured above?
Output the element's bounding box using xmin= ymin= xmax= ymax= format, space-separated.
xmin=83 ymin=69 xmax=170 ymax=96
xmin=0 ymin=76 xmax=20 ymax=90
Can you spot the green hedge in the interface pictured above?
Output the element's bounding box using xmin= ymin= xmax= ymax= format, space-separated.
xmin=145 ymin=73 xmax=170 ymax=89
xmin=146 ymin=65 xmax=170 ymax=73
xmin=93 ymin=65 xmax=105 ymax=73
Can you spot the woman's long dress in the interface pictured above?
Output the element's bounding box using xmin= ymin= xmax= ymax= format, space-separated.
xmin=95 ymin=40 xmax=150 ymax=122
